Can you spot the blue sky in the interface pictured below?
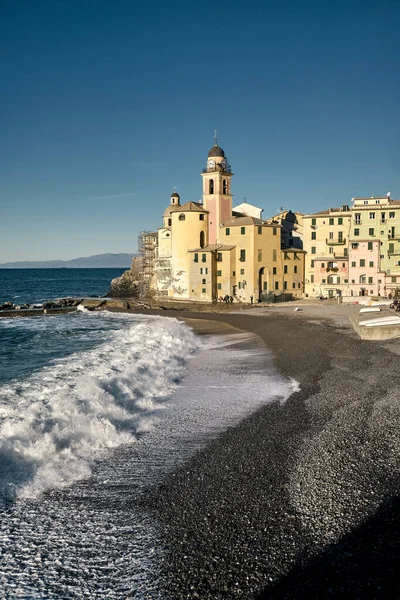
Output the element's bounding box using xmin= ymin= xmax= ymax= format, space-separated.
xmin=1 ymin=0 xmax=399 ymax=261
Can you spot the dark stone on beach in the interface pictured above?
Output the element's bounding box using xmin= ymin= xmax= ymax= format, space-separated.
xmin=1 ymin=302 xmax=14 ymax=310
xmin=138 ymin=310 xmax=400 ymax=599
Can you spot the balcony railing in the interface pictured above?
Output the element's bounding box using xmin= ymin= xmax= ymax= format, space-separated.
xmin=326 ymin=238 xmax=346 ymax=245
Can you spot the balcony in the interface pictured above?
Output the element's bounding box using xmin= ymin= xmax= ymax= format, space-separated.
xmin=326 ymin=238 xmax=346 ymax=245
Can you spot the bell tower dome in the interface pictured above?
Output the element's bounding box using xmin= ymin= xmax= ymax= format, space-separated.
xmin=163 ymin=189 xmax=180 ymax=227
xmin=201 ymin=132 xmax=233 ymax=244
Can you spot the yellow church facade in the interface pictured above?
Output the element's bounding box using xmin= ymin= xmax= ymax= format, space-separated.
xmin=153 ymin=141 xmax=305 ymax=303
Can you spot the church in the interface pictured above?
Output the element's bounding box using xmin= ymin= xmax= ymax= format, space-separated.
xmin=153 ymin=138 xmax=305 ymax=303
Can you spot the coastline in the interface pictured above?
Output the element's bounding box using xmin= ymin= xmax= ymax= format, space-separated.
xmin=138 ymin=307 xmax=400 ymax=598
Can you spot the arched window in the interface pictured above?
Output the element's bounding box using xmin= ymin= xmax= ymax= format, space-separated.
xmin=168 ymin=218 xmax=171 ymax=226
xmin=200 ymin=231 xmax=205 ymax=248
xmin=179 ymin=213 xmax=185 ymax=221
xmin=209 ymin=179 xmax=214 ymax=194
xmin=223 ymin=179 xmax=227 ymax=194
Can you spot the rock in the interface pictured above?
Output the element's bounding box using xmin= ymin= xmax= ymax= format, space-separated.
xmin=81 ymin=299 xmax=107 ymax=310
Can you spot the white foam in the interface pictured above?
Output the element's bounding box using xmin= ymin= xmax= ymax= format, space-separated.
xmin=0 ymin=315 xmax=198 ymax=499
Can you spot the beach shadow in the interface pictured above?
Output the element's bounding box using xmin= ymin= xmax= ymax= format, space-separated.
xmin=257 ymin=494 xmax=400 ymax=599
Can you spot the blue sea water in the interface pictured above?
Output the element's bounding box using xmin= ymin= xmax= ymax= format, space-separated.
xmin=0 ymin=270 xmax=297 ymax=597
xmin=0 ymin=267 xmax=126 ymax=305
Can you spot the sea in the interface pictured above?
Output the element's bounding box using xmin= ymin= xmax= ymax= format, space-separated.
xmin=0 ymin=269 xmax=297 ymax=598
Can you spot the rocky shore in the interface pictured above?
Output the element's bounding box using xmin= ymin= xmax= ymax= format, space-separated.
xmin=138 ymin=308 xmax=400 ymax=599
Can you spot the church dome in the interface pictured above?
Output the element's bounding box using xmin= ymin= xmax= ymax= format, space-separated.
xmin=208 ymin=145 xmax=225 ymax=158
xmin=171 ymin=192 xmax=180 ymax=198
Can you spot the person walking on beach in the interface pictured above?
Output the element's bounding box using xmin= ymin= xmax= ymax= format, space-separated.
xmin=250 ymin=295 xmax=253 ymax=304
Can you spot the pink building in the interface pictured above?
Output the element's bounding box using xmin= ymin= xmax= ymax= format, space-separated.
xmin=348 ymin=240 xmax=384 ymax=297
xmin=312 ymin=257 xmax=348 ymax=297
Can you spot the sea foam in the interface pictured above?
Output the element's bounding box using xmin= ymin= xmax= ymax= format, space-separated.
xmin=0 ymin=314 xmax=198 ymax=500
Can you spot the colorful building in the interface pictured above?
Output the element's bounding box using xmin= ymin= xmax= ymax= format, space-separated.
xmin=153 ymin=140 xmax=305 ymax=302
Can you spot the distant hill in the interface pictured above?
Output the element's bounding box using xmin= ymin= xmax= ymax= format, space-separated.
xmin=0 ymin=253 xmax=138 ymax=269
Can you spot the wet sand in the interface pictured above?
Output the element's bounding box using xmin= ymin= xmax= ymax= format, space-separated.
xmin=138 ymin=305 xmax=400 ymax=599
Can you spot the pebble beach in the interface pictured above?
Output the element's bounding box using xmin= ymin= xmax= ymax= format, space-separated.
xmin=139 ymin=301 xmax=400 ymax=599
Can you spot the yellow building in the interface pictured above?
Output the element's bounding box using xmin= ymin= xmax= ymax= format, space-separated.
xmin=153 ymin=140 xmax=305 ymax=302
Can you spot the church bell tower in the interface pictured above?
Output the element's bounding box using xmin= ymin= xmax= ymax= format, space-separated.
xmin=201 ymin=133 xmax=233 ymax=244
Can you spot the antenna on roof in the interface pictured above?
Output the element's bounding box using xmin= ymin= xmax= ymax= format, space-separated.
xmin=214 ymin=129 xmax=218 ymax=146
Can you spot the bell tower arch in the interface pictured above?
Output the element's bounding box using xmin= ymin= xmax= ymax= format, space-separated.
xmin=201 ymin=133 xmax=233 ymax=244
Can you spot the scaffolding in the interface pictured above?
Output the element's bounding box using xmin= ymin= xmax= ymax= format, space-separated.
xmin=138 ymin=231 xmax=157 ymax=296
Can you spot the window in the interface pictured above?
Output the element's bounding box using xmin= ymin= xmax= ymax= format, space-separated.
xmin=375 ymin=200 xmax=380 ymax=204
xmin=232 ymin=271 xmax=236 ymax=276
xmin=284 ymin=265 xmax=288 ymax=274
xmin=392 ymin=276 xmax=397 ymax=283
xmin=240 ymin=269 xmax=244 ymax=275
xmin=199 ymin=213 xmax=205 ymax=221
xmin=389 ymin=212 xmax=395 ymax=219
xmin=241 ymin=227 xmax=245 ymax=235
xmin=201 ymin=253 xmax=206 ymax=262
xmin=209 ymin=180 xmax=214 ymax=194
xmin=311 ymin=260 xmax=314 ymax=267
xmin=223 ymin=179 xmax=227 ymax=194
xmin=258 ymin=226 xmax=262 ymax=234
xmin=311 ymin=232 xmax=316 ymax=240
xmin=355 ymin=214 xmax=361 ymax=224
xmin=273 ymin=227 xmax=277 ymax=235
xmin=351 ymin=261 xmax=356 ymax=267
xmin=338 ymin=217 xmax=343 ymax=225
xmin=368 ymin=277 xmax=373 ymax=284
xmin=272 ymin=267 xmax=277 ymax=275
xmin=389 ymin=243 xmax=395 ymax=254
xmin=273 ymin=249 xmax=277 ymax=262
xmin=354 ymin=229 xmax=360 ymax=236
xmin=342 ymin=263 xmax=346 ymax=268
xmin=311 ymin=247 xmax=316 ymax=254
xmin=275 ymin=282 xmax=279 ymax=290
xmin=368 ymin=242 xmax=373 ymax=250
xmin=284 ymin=253 xmax=288 ymax=260
xmin=200 ymin=267 xmax=208 ymax=274
xmin=369 ymin=261 xmax=374 ymax=268
xmin=322 ymin=279 xmax=326 ymax=284
xmin=369 ymin=228 xmax=375 ymax=236
xmin=284 ymin=281 xmax=288 ymax=290
xmin=202 ymin=279 xmax=206 ymax=284
xmin=258 ymin=250 xmax=262 ymax=262
xmin=311 ymin=218 xmax=316 ymax=226
xmin=369 ymin=212 xmax=375 ymax=219
xmin=217 ymin=270 xmax=222 ymax=276
xmin=226 ymin=227 xmax=230 ymax=236
xmin=344 ymin=248 xmax=348 ymax=256
xmin=292 ymin=283 xmax=296 ymax=289
xmin=344 ymin=279 xmax=348 ymax=283
xmin=360 ymin=259 xmax=365 ymax=267
xmin=217 ymin=252 xmax=222 ymax=262
xmin=202 ymin=288 xmax=206 ymax=293
xmin=321 ymin=263 xmax=325 ymax=268
xmin=240 ymin=249 xmax=246 ymax=262
xmin=310 ymin=275 xmax=314 ymax=283
xmin=338 ymin=232 xmax=343 ymax=242
xmin=329 ymin=247 xmax=334 ymax=254
xmin=238 ymin=282 xmax=242 ymax=289
xmin=179 ymin=214 xmax=185 ymax=221
xmin=263 ymin=282 xmax=268 ymax=291
xmin=168 ymin=218 xmax=172 ymax=226
xmin=381 ymin=212 xmax=386 ymax=222
xmin=329 ymin=232 xmax=334 ymax=240
xmin=217 ymin=283 xmax=222 ymax=290
xmin=294 ymin=265 xmax=297 ymax=273
xmin=194 ymin=253 xmax=198 ymax=263
xmin=329 ymin=218 xmax=334 ymax=225
xmin=351 ymin=243 xmax=358 ymax=249
xmin=200 ymin=231 xmax=205 ymax=248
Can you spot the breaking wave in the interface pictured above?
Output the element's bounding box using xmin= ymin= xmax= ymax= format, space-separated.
xmin=0 ymin=315 xmax=198 ymax=501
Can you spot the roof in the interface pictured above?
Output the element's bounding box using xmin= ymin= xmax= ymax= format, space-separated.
xmin=188 ymin=244 xmax=235 ymax=252
xmin=222 ymin=215 xmax=280 ymax=227
xmin=208 ymin=144 xmax=225 ymax=158
xmin=163 ymin=204 xmax=183 ymax=217
xmin=173 ymin=201 xmax=208 ymax=213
